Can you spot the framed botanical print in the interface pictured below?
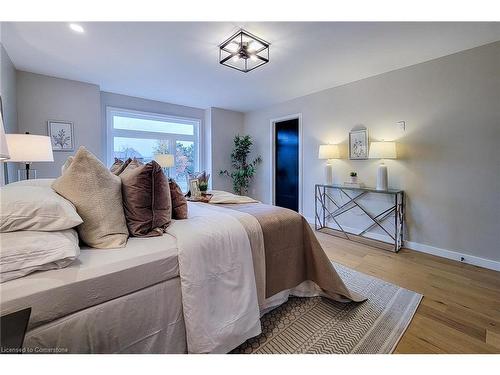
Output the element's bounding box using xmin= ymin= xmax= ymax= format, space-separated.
xmin=349 ymin=129 xmax=369 ymax=160
xmin=48 ymin=120 xmax=74 ymax=151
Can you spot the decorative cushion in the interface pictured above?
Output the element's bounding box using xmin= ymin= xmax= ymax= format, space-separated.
xmin=120 ymin=159 xmax=172 ymax=237
xmin=52 ymin=146 xmax=129 ymax=249
xmin=0 ymin=229 xmax=80 ymax=283
xmin=0 ymin=185 xmax=83 ymax=232
xmin=169 ymin=179 xmax=188 ymax=220
xmin=110 ymin=157 xmax=132 ymax=176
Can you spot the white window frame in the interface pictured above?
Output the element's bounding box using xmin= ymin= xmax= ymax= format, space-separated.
xmin=105 ymin=106 xmax=201 ymax=176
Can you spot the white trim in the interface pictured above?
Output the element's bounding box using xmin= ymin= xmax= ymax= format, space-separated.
xmin=105 ymin=106 xmax=201 ymax=171
xmin=269 ymin=113 xmax=303 ymax=214
xmin=404 ymin=240 xmax=500 ymax=272
xmin=304 ymin=216 xmax=500 ymax=271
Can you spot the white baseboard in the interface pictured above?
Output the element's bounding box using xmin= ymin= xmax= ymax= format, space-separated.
xmin=404 ymin=241 xmax=500 ymax=272
xmin=306 ymin=216 xmax=500 ymax=272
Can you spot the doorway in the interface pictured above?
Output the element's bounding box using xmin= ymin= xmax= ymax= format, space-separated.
xmin=271 ymin=115 xmax=302 ymax=212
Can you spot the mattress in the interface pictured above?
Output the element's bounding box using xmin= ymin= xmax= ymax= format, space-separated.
xmin=0 ymin=234 xmax=179 ymax=329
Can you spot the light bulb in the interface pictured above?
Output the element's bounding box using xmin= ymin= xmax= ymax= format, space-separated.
xmin=250 ymin=54 xmax=257 ymax=61
xmin=232 ymin=55 xmax=240 ymax=62
xmin=226 ymin=41 xmax=239 ymax=53
xmin=69 ymin=23 xmax=85 ymax=33
xmin=248 ymin=41 xmax=261 ymax=52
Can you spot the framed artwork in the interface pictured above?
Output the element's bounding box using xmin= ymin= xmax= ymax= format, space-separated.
xmin=349 ymin=129 xmax=369 ymax=160
xmin=48 ymin=120 xmax=74 ymax=151
xmin=189 ymin=178 xmax=201 ymax=198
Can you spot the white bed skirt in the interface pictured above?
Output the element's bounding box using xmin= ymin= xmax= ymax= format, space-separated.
xmin=23 ymin=278 xmax=187 ymax=354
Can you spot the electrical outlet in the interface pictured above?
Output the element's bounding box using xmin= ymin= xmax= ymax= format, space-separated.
xmin=460 ymin=257 xmax=465 ymax=262
xmin=397 ymin=121 xmax=406 ymax=131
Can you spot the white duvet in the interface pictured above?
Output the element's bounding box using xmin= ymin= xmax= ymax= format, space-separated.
xmin=166 ymin=203 xmax=261 ymax=354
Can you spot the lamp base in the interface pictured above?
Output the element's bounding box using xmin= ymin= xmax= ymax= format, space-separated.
xmin=325 ymin=164 xmax=333 ymax=185
xmin=376 ymin=163 xmax=388 ymax=190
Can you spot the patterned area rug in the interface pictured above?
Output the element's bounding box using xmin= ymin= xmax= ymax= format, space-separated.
xmin=232 ymin=262 xmax=422 ymax=354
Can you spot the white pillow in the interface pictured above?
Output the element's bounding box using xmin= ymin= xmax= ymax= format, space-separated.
xmin=6 ymin=178 xmax=55 ymax=187
xmin=0 ymin=185 xmax=83 ymax=232
xmin=0 ymin=229 xmax=80 ymax=283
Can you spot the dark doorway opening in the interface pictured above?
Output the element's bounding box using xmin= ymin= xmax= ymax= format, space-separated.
xmin=274 ymin=118 xmax=299 ymax=212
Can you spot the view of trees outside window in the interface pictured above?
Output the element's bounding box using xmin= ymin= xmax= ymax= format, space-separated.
xmin=175 ymin=141 xmax=194 ymax=191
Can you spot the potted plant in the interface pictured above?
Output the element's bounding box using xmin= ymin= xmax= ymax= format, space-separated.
xmin=197 ymin=171 xmax=210 ymax=193
xmin=220 ymin=135 xmax=262 ymax=195
xmin=349 ymin=171 xmax=358 ymax=183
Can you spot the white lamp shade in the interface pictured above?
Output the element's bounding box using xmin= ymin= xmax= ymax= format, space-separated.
xmin=318 ymin=144 xmax=340 ymax=160
xmin=369 ymin=141 xmax=397 ymax=159
xmin=0 ymin=116 xmax=10 ymax=160
xmin=154 ymin=153 xmax=175 ymax=168
xmin=5 ymin=134 xmax=54 ymax=162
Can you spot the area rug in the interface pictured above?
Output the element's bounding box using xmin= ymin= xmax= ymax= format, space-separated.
xmin=232 ymin=262 xmax=422 ymax=354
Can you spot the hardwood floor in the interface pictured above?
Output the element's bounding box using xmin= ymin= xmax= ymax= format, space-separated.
xmin=315 ymin=231 xmax=500 ymax=353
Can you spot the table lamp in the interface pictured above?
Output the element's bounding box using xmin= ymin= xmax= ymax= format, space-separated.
xmin=369 ymin=141 xmax=397 ymax=190
xmin=154 ymin=153 xmax=175 ymax=177
xmin=5 ymin=132 xmax=54 ymax=180
xmin=318 ymin=144 xmax=340 ymax=185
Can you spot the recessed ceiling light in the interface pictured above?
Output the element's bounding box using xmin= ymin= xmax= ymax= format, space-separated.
xmin=69 ymin=23 xmax=84 ymax=33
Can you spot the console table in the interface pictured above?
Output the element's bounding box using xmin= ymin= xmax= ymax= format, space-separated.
xmin=315 ymin=184 xmax=405 ymax=252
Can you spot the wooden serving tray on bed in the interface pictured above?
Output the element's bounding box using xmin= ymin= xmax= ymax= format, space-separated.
xmin=186 ymin=193 xmax=213 ymax=203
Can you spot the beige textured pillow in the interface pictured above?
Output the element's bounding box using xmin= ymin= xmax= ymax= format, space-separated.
xmin=52 ymin=146 xmax=129 ymax=249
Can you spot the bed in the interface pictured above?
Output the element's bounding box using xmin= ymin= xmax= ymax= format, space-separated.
xmin=0 ymin=199 xmax=364 ymax=354
xmin=1 ymin=235 xmax=185 ymax=353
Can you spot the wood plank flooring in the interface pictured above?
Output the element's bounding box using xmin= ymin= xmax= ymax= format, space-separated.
xmin=315 ymin=231 xmax=500 ymax=353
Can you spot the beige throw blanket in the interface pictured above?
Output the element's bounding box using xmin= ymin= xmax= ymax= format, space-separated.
xmin=219 ymin=203 xmax=365 ymax=303
xmin=208 ymin=190 xmax=260 ymax=204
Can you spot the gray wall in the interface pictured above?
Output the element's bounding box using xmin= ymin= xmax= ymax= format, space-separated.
xmin=0 ymin=43 xmax=19 ymax=184
xmin=244 ymin=41 xmax=500 ymax=262
xmin=16 ymin=71 xmax=101 ymax=178
xmin=13 ymin=75 xmax=240 ymax=190
xmin=207 ymin=107 xmax=244 ymax=192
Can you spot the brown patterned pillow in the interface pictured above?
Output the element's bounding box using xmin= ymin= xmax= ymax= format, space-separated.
xmin=110 ymin=158 xmax=132 ymax=176
xmin=169 ymin=179 xmax=188 ymax=220
xmin=120 ymin=159 xmax=172 ymax=237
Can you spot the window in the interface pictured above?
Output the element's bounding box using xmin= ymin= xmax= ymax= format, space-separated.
xmin=106 ymin=107 xmax=200 ymax=192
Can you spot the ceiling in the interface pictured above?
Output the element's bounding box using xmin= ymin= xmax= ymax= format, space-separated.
xmin=2 ymin=22 xmax=500 ymax=112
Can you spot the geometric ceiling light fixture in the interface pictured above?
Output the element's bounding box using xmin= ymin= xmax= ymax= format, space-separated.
xmin=219 ymin=29 xmax=270 ymax=73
